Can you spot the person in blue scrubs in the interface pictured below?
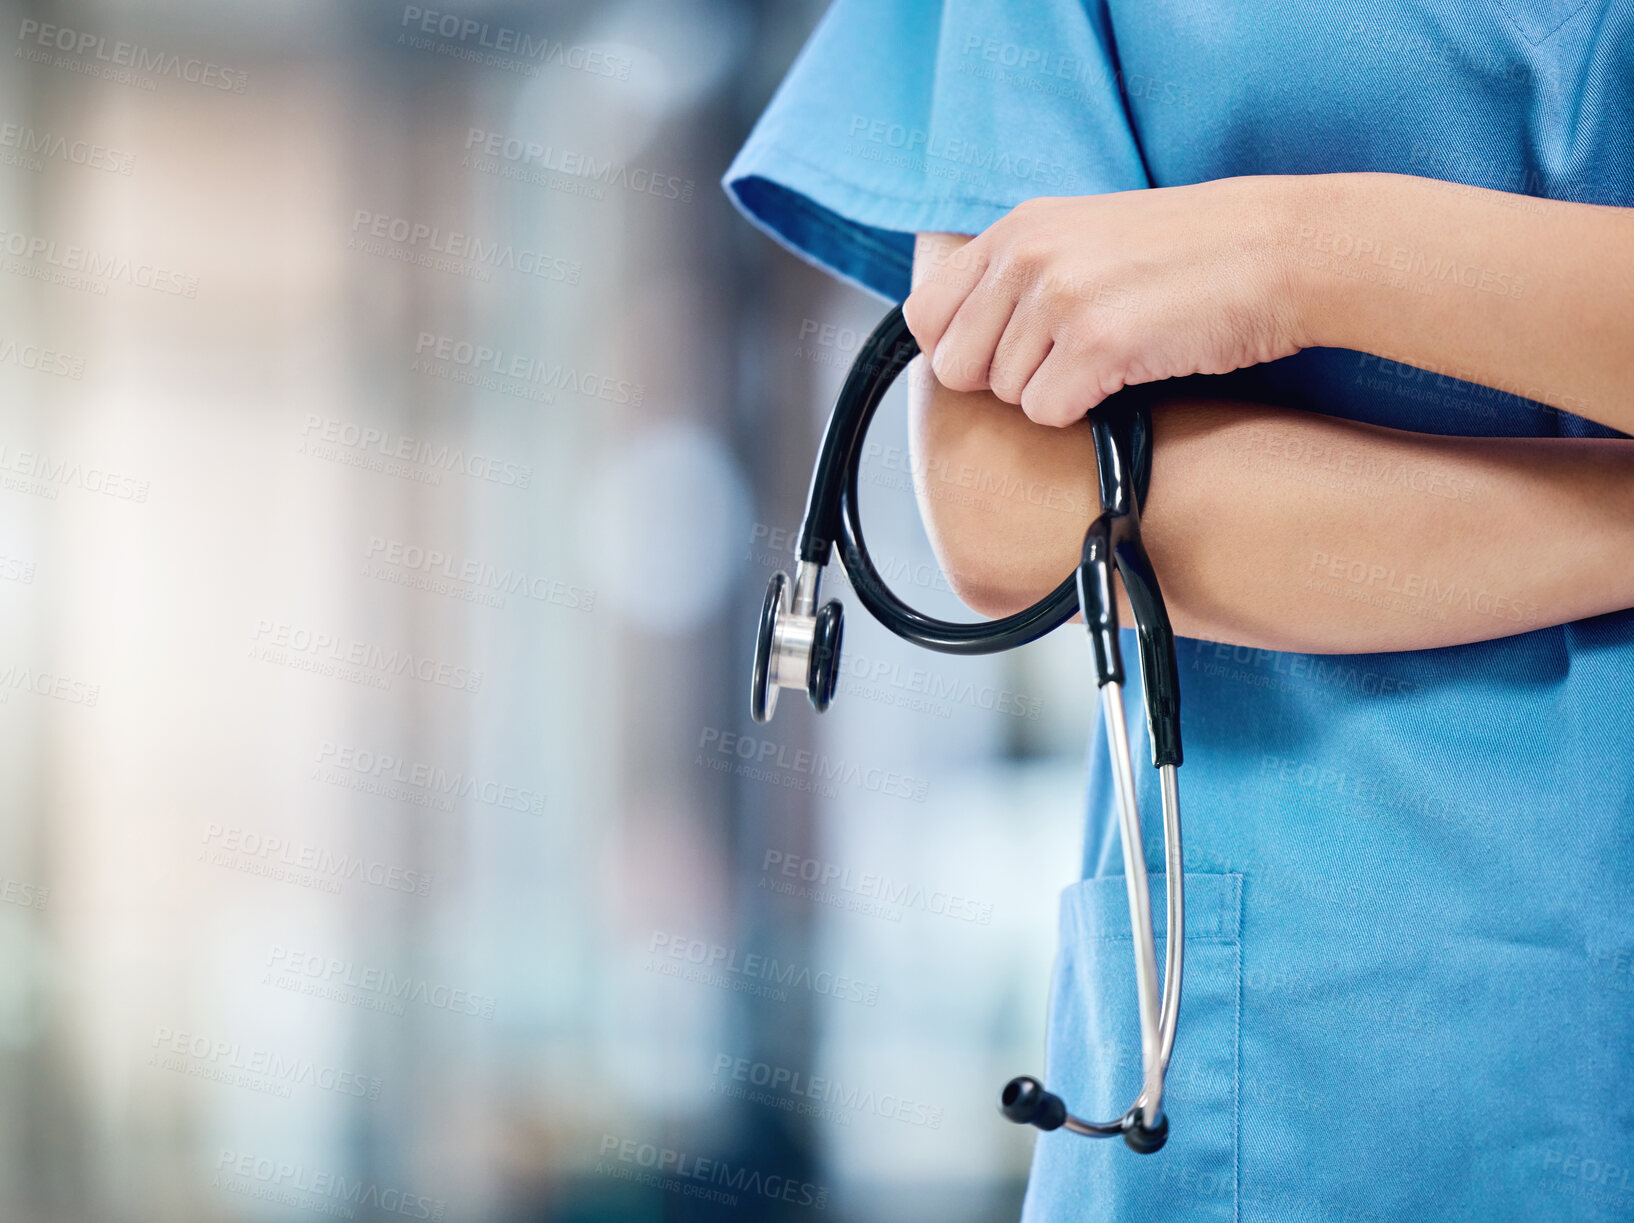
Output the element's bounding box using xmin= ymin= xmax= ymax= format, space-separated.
xmin=724 ymin=3 xmax=1634 ymax=1219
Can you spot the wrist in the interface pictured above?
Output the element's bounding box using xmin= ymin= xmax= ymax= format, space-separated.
xmin=1277 ymin=172 xmax=1432 ymax=353
xmin=1273 ymin=172 xmax=1355 ymax=351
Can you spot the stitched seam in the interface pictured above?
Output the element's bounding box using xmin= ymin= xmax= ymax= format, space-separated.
xmin=1495 ymin=0 xmax=1589 ymax=45
xmin=766 ymin=184 xmax=913 ymax=276
xmin=748 ymin=140 xmax=1056 ymax=216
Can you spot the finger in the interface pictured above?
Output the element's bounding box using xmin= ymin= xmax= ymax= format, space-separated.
xmin=903 ymin=237 xmax=988 ymax=357
xmin=987 ymin=297 xmax=1053 ymax=405
xmin=1019 ymin=339 xmax=1114 ymax=427
xmin=931 ymin=274 xmax=1018 ymax=393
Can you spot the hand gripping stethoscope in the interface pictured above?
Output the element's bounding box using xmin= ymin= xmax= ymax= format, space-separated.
xmin=749 ymin=305 xmax=1185 ymax=1153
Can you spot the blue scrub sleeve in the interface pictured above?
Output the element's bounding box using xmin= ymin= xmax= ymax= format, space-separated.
xmin=723 ymin=0 xmax=1152 ymax=301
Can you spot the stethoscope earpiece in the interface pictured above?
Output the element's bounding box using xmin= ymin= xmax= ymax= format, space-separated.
xmin=1120 ymin=1109 xmax=1169 ymax=1154
xmin=1000 ymin=1075 xmax=1169 ymax=1152
xmin=1000 ymin=1076 xmax=1067 ymax=1131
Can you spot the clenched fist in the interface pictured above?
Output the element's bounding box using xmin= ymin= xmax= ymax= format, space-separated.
xmin=903 ymin=177 xmax=1315 ymax=425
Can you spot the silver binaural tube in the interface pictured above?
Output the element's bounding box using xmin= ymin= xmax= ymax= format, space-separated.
xmin=1100 ymin=682 xmax=1166 ymax=1124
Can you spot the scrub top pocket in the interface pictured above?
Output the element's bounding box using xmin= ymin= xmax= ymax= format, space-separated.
xmin=1022 ymin=872 xmax=1242 ymax=1223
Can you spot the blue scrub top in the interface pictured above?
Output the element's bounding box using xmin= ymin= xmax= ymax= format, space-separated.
xmin=724 ymin=3 xmax=1634 ymax=1219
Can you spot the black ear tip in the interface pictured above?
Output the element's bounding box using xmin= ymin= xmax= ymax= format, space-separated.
xmin=1000 ymin=1076 xmax=1066 ymax=1131
xmin=999 ymin=1076 xmax=1036 ymax=1120
xmin=1121 ymin=1108 xmax=1169 ymax=1154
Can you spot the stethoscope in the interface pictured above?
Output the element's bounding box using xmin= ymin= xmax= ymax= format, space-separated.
xmin=750 ymin=305 xmax=1185 ymax=1154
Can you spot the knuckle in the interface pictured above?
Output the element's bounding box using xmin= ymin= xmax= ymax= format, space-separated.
xmin=988 ymin=367 xmax=1025 ymax=405
xmin=932 ymin=347 xmax=984 ymax=392
xmin=1056 ymin=324 xmax=1096 ymax=362
xmin=933 ymin=242 xmax=983 ymax=285
xmin=903 ymin=295 xmax=948 ymax=352
xmin=902 ymin=290 xmax=934 ymax=335
xmin=1060 ymin=308 xmax=1114 ymax=355
xmin=1018 ymin=385 xmax=1054 ymax=426
xmin=999 ymin=242 xmax=1046 ymax=279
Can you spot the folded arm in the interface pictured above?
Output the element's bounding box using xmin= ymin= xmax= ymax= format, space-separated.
xmin=904 ymin=175 xmax=1634 ymax=436
xmin=909 ymin=233 xmax=1634 ymax=655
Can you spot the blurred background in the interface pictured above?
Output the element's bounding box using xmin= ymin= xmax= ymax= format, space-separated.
xmin=0 ymin=1 xmax=1102 ymax=1218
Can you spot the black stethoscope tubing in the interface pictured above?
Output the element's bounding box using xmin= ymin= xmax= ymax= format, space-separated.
xmin=803 ymin=306 xmax=1081 ymax=655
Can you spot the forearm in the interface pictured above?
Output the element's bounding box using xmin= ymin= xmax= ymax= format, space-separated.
xmin=908 ymin=374 xmax=1634 ymax=654
xmin=1290 ymin=172 xmax=1634 ymax=433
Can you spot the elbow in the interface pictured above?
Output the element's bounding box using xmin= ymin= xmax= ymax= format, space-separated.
xmin=908 ymin=377 xmax=1096 ymax=622
xmin=931 ymin=529 xmax=1046 ymax=621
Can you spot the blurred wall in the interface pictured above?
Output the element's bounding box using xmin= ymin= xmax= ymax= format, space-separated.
xmin=0 ymin=2 xmax=1098 ymax=1220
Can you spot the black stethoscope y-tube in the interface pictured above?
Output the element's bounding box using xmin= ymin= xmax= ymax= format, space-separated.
xmin=750 ymin=305 xmax=1184 ymax=1154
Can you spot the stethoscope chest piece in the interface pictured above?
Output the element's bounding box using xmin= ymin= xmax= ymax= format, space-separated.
xmin=751 ymin=564 xmax=844 ymax=723
xmin=750 ymin=571 xmax=785 ymax=723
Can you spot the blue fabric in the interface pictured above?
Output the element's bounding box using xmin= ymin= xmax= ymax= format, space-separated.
xmin=724 ymin=2 xmax=1634 ymax=1219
